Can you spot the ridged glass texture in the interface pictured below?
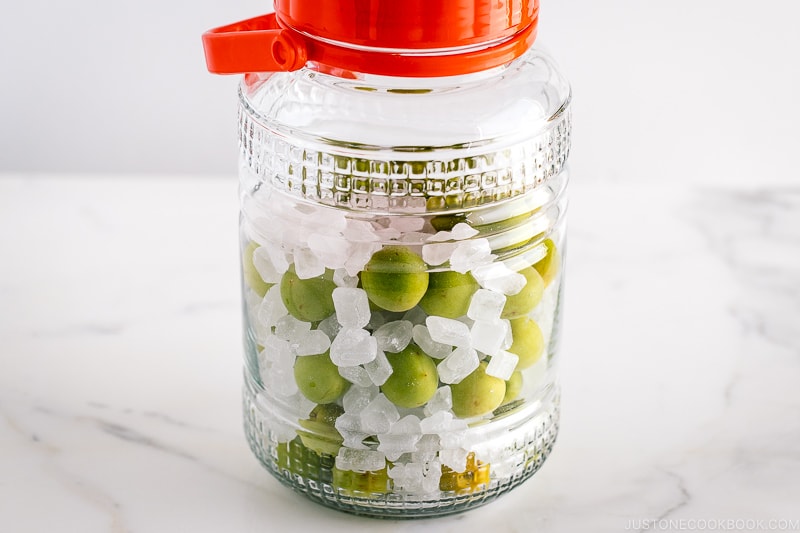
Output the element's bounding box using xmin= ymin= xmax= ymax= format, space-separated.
xmin=237 ymin=47 xmax=571 ymax=518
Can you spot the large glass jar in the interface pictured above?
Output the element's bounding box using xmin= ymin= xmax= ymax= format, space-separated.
xmin=205 ymin=0 xmax=571 ymax=518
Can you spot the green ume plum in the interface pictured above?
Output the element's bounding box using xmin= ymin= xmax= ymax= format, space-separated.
xmin=242 ymin=241 xmax=272 ymax=297
xmin=281 ymin=266 xmax=336 ymax=322
xmin=361 ymin=246 xmax=429 ymax=312
xmin=430 ymin=213 xmax=466 ymax=231
xmin=297 ymin=403 xmax=344 ymax=456
xmin=450 ymin=362 xmax=506 ymax=418
xmin=294 ymin=352 xmax=350 ymax=404
xmin=501 ymin=266 xmax=545 ymax=319
xmin=533 ymin=238 xmax=560 ymax=287
xmin=419 ymin=271 xmax=478 ymax=318
xmin=502 ymin=371 xmax=523 ymax=405
xmin=508 ymin=317 xmax=544 ymax=369
xmin=381 ymin=344 xmax=438 ymax=408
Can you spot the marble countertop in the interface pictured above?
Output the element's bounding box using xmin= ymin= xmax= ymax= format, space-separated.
xmin=1 ymin=175 xmax=798 ymax=532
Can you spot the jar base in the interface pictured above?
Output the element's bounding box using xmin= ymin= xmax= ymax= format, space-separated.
xmin=242 ymin=373 xmax=560 ymax=519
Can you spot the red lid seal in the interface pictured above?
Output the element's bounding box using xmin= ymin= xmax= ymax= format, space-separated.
xmin=203 ymin=0 xmax=539 ymax=77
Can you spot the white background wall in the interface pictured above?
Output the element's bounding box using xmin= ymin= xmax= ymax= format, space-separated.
xmin=1 ymin=1 xmax=799 ymax=186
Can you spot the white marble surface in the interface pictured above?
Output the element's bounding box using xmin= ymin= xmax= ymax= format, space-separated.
xmin=1 ymin=175 xmax=798 ymax=532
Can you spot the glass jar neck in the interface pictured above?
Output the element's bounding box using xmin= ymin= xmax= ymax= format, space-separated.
xmin=306 ymin=61 xmax=511 ymax=89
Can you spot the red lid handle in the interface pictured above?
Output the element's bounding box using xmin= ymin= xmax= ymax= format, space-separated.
xmin=203 ymin=2 xmax=539 ymax=76
xmin=202 ymin=13 xmax=307 ymax=74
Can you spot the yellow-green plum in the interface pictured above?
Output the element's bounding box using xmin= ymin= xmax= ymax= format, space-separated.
xmin=450 ymin=362 xmax=506 ymax=418
xmin=508 ymin=317 xmax=544 ymax=370
xmin=297 ymin=403 xmax=344 ymax=456
xmin=281 ymin=266 xmax=336 ymax=322
xmin=294 ymin=352 xmax=350 ymax=404
xmin=501 ymin=266 xmax=545 ymax=319
xmin=533 ymin=238 xmax=560 ymax=287
xmin=361 ymin=246 xmax=429 ymax=312
xmin=502 ymin=371 xmax=523 ymax=405
xmin=381 ymin=344 xmax=438 ymax=408
xmin=242 ymin=241 xmax=272 ymax=297
xmin=418 ymin=271 xmax=478 ymax=318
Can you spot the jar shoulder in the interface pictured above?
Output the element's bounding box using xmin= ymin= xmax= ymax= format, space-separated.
xmin=240 ymin=48 xmax=571 ymax=149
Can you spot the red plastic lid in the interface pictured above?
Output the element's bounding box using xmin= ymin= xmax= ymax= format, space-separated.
xmin=203 ymin=0 xmax=539 ymax=77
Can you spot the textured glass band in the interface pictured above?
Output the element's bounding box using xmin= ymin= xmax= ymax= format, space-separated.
xmin=238 ymin=107 xmax=571 ymax=213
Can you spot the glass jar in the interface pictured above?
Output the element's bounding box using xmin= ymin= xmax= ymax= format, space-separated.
xmin=205 ymin=0 xmax=571 ymax=518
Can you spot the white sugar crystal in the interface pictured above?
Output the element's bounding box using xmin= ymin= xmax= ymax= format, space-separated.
xmin=251 ymin=246 xmax=283 ymax=284
xmin=359 ymin=393 xmax=401 ymax=434
xmin=412 ymin=434 xmax=441 ymax=463
xmin=265 ymin=415 xmax=297 ymax=443
xmin=449 ymin=238 xmax=494 ymax=273
xmin=412 ymin=432 xmax=441 ymax=454
xmin=375 ymin=227 xmax=402 ymax=240
xmin=317 ymin=209 xmax=348 ymax=233
xmin=389 ymin=460 xmax=440 ymax=493
xmin=317 ymin=315 xmax=341 ymax=340
xmin=472 ymin=262 xmax=527 ymax=295
xmin=423 ymin=386 xmax=453 ymax=416
xmin=293 ymin=246 xmax=326 ymax=279
xmin=284 ymin=391 xmax=316 ymax=419
xmin=274 ymin=315 xmax=311 ymax=342
xmin=437 ymin=418 xmax=468 ymax=449
xmin=333 ymin=287 xmax=371 ymax=329
xmin=377 ymin=415 xmax=423 ymax=461
xmin=334 ymin=413 xmax=369 ymax=449
xmin=416 ymin=434 xmax=440 ymax=453
xmin=363 ymin=349 xmax=393 ymax=386
xmin=338 ymin=365 xmax=373 ymax=387
xmin=257 ymin=285 xmax=288 ymax=329
xmin=420 ymin=410 xmax=455 ymax=434
xmin=263 ymin=341 xmax=297 ymax=397
xmin=439 ymin=448 xmax=469 ymax=472
xmin=333 ymin=268 xmax=359 ymax=288
xmin=425 ymin=316 xmax=471 ymax=348
xmin=261 ymin=334 xmax=293 ymax=365
xmin=426 ymin=230 xmax=454 ymax=243
xmin=342 ymin=384 xmax=379 ymax=414
xmin=250 ymin=310 xmax=272 ymax=347
xmin=392 ymin=414 xmax=423 ymax=434
xmin=344 ymin=219 xmax=380 ymax=242
xmin=345 ymin=242 xmax=380 ymax=276
xmin=467 ymin=289 xmax=507 ymax=321
xmin=293 ymin=329 xmax=331 ymax=356
xmin=437 ymin=347 xmax=479 ymax=384
xmin=485 ymin=350 xmax=519 ymax=380
xmin=421 ymin=242 xmax=457 ymax=266
xmin=450 ymin=223 xmax=479 ymax=240
xmin=308 ymin=233 xmax=349 ymax=270
xmin=335 ymin=448 xmax=386 ymax=472
xmin=388 ymin=463 xmax=424 ymax=491
xmin=421 ymin=461 xmax=442 ymax=493
xmin=389 ymin=217 xmax=425 ymax=232
xmin=264 ymin=242 xmax=290 ymax=274
xmin=399 ymin=231 xmax=431 ymax=244
xmin=412 ymin=325 xmax=452 ymax=359
xmin=402 ymin=306 xmax=427 ymax=326
xmin=374 ymin=320 xmax=413 ymax=353
xmin=470 ymin=319 xmax=509 ymax=356
xmin=330 ymin=328 xmax=377 ymax=366
xmin=502 ymin=319 xmax=514 ymax=349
